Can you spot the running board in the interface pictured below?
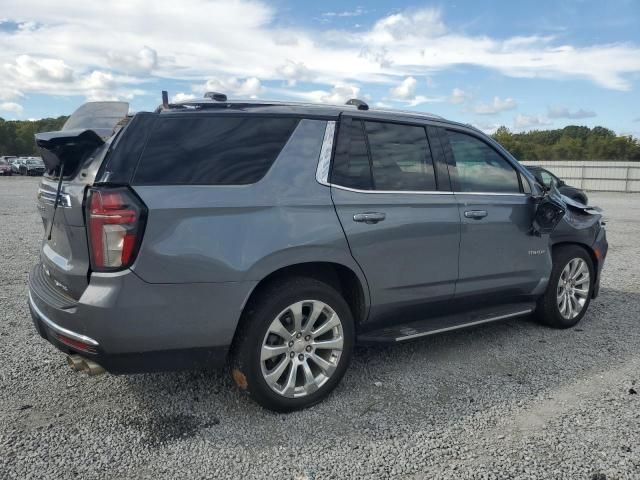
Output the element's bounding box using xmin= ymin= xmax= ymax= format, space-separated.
xmin=358 ymin=303 xmax=535 ymax=343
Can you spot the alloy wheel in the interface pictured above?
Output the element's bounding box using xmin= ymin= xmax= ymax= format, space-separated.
xmin=260 ymin=300 xmax=344 ymax=398
xmin=556 ymin=258 xmax=590 ymax=320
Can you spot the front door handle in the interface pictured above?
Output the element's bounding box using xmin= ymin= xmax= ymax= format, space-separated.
xmin=353 ymin=212 xmax=386 ymax=224
xmin=464 ymin=210 xmax=488 ymax=219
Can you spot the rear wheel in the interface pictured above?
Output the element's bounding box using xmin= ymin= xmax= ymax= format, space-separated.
xmin=536 ymin=245 xmax=594 ymax=328
xmin=230 ymin=277 xmax=354 ymax=412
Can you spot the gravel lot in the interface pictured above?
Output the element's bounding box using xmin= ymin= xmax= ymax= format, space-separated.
xmin=1 ymin=176 xmax=638 ymax=480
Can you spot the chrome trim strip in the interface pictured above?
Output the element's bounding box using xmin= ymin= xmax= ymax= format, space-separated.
xmin=453 ymin=191 xmax=527 ymax=197
xmin=394 ymin=309 xmax=532 ymax=342
xmin=331 ymin=184 xmax=454 ymax=195
xmin=316 ymin=121 xmax=335 ymax=186
xmin=37 ymin=188 xmax=72 ymax=208
xmin=29 ymin=292 xmax=99 ymax=346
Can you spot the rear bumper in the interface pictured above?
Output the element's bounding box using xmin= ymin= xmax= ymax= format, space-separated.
xmin=28 ymin=263 xmax=256 ymax=373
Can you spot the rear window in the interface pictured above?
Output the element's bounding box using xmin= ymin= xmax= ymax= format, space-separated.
xmin=134 ymin=116 xmax=299 ymax=185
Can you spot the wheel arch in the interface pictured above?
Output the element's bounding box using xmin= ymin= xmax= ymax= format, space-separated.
xmin=235 ymin=261 xmax=370 ymax=343
xmin=551 ymin=240 xmax=599 ymax=295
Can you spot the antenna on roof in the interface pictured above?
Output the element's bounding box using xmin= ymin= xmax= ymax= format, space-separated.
xmin=204 ymin=92 xmax=227 ymax=102
xmin=161 ymin=90 xmax=169 ymax=108
xmin=345 ymin=98 xmax=368 ymax=111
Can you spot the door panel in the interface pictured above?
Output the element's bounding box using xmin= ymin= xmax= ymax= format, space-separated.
xmin=332 ymin=188 xmax=461 ymax=314
xmin=454 ymin=193 xmax=550 ymax=297
xmin=441 ymin=127 xmax=552 ymax=301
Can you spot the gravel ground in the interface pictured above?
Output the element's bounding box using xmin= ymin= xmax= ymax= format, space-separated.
xmin=0 ymin=176 xmax=638 ymax=480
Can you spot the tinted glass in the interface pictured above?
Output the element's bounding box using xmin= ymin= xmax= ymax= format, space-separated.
xmin=331 ymin=119 xmax=372 ymax=190
xmin=539 ymin=170 xmax=557 ymax=187
xmin=365 ymin=121 xmax=436 ymax=191
xmin=135 ymin=116 xmax=299 ymax=185
xmin=447 ymin=131 xmax=520 ymax=193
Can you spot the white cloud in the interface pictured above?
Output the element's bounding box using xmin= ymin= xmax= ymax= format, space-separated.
xmin=473 ymin=122 xmax=501 ymax=135
xmin=171 ymin=92 xmax=197 ymax=103
xmin=277 ymin=60 xmax=312 ymax=86
xmin=196 ymin=77 xmax=264 ymax=98
xmin=514 ymin=114 xmax=552 ymax=129
xmin=107 ymin=46 xmax=157 ymax=74
xmin=388 ymin=76 xmax=441 ymax=106
xmin=0 ymin=102 xmax=23 ymax=114
xmin=390 ymin=76 xmax=417 ymax=100
xmin=322 ymin=8 xmax=365 ymax=18
xmin=0 ymin=2 xmax=639 ymax=113
xmin=473 ymin=96 xmax=517 ymax=115
xmin=450 ymin=88 xmax=470 ymax=104
xmin=285 ymin=83 xmax=361 ymax=104
xmin=4 ymin=55 xmax=73 ymax=84
xmin=547 ymin=106 xmax=597 ymax=119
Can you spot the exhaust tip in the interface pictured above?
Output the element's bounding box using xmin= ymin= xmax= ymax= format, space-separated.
xmin=83 ymin=359 xmax=105 ymax=376
xmin=67 ymin=354 xmax=85 ymax=371
xmin=66 ymin=355 xmax=106 ymax=376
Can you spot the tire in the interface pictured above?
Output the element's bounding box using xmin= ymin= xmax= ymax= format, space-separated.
xmin=535 ymin=245 xmax=594 ymax=328
xmin=230 ymin=276 xmax=355 ymax=412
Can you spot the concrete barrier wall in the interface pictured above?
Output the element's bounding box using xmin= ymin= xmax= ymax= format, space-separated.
xmin=521 ymin=161 xmax=640 ymax=192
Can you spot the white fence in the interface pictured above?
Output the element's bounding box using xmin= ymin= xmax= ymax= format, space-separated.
xmin=521 ymin=161 xmax=640 ymax=193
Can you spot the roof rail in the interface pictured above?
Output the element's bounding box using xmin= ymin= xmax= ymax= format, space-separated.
xmin=345 ymin=98 xmax=369 ymax=110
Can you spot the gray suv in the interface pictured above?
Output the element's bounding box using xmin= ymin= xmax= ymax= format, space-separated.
xmin=28 ymin=97 xmax=607 ymax=411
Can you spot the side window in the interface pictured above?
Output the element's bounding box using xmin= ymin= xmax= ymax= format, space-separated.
xmin=365 ymin=121 xmax=437 ymax=191
xmin=447 ymin=131 xmax=521 ymax=193
xmin=134 ymin=116 xmax=299 ymax=185
xmin=540 ymin=170 xmax=556 ymax=187
xmin=331 ymin=119 xmax=372 ymax=190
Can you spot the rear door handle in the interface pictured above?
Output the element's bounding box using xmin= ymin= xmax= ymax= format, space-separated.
xmin=464 ymin=210 xmax=488 ymax=219
xmin=353 ymin=212 xmax=386 ymax=224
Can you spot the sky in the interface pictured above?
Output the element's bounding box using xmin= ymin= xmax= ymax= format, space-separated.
xmin=1 ymin=0 xmax=639 ymax=136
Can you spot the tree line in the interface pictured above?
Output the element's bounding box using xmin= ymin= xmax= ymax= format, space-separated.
xmin=492 ymin=125 xmax=640 ymax=161
xmin=1 ymin=116 xmax=639 ymax=161
xmin=0 ymin=116 xmax=68 ymax=156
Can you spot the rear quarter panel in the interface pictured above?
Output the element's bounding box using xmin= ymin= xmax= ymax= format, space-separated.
xmin=131 ymin=119 xmax=366 ymax=288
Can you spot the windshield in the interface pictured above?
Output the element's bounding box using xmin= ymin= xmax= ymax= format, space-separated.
xmin=27 ymin=159 xmax=43 ymax=165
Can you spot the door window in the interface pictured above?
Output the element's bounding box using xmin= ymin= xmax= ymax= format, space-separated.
xmin=447 ymin=130 xmax=521 ymax=193
xmin=331 ymin=118 xmax=437 ymax=192
xmin=331 ymin=119 xmax=372 ymax=190
xmin=365 ymin=121 xmax=436 ymax=191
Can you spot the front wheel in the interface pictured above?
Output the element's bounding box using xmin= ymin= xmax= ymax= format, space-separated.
xmin=230 ymin=277 xmax=354 ymax=412
xmin=535 ymin=245 xmax=594 ymax=328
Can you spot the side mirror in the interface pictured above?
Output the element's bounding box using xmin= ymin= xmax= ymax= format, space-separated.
xmin=531 ymin=186 xmax=566 ymax=236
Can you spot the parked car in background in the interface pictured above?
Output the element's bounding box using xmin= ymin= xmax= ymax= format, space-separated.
xmin=11 ymin=158 xmax=25 ymax=174
xmin=0 ymin=159 xmax=12 ymax=175
xmin=19 ymin=157 xmax=45 ymax=176
xmin=526 ymin=166 xmax=588 ymax=204
xmin=28 ymin=99 xmax=607 ymax=412
xmin=1 ymin=156 xmax=17 ymax=174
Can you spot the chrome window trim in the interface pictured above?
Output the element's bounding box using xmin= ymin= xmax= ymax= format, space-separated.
xmin=37 ymin=188 xmax=72 ymax=208
xmin=330 ymin=184 xmax=453 ymax=195
xmin=29 ymin=292 xmax=100 ymax=346
xmin=453 ymin=191 xmax=527 ymax=197
xmin=329 ymin=183 xmax=528 ymax=196
xmin=315 ymin=120 xmax=335 ymax=186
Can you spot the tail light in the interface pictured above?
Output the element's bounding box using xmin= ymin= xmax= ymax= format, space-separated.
xmin=86 ymin=187 xmax=147 ymax=271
